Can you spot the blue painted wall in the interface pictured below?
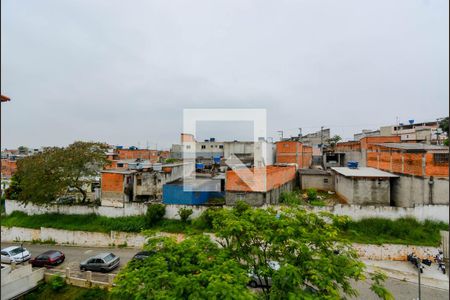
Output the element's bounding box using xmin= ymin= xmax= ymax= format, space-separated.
xmin=163 ymin=184 xmax=225 ymax=205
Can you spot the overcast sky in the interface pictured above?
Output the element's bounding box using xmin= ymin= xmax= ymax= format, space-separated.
xmin=1 ymin=0 xmax=448 ymax=150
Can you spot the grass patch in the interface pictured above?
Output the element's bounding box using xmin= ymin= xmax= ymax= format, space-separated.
xmin=23 ymin=283 xmax=115 ymax=300
xmin=1 ymin=211 xmax=201 ymax=234
xmin=2 ymin=211 xmax=447 ymax=247
xmin=338 ymin=217 xmax=449 ymax=247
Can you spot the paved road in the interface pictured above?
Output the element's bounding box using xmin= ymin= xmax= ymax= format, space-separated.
xmin=2 ymin=242 xmax=448 ymax=299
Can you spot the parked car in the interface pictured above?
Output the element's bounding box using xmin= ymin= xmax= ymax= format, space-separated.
xmin=30 ymin=250 xmax=65 ymax=268
xmin=248 ymin=260 xmax=280 ymax=288
xmin=80 ymin=252 xmax=120 ymax=272
xmin=1 ymin=246 xmax=31 ymax=264
xmin=132 ymin=250 xmax=157 ymax=261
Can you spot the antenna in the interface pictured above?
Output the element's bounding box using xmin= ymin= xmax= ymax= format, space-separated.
xmin=277 ymin=131 xmax=284 ymax=141
xmin=298 ymin=128 xmax=302 ymax=137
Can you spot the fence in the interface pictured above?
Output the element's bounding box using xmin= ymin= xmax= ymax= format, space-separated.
xmin=44 ymin=267 xmax=115 ymax=289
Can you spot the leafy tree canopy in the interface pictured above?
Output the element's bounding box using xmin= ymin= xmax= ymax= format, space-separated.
xmin=10 ymin=141 xmax=109 ymax=204
xmin=439 ymin=117 xmax=449 ymax=134
xmin=114 ymin=204 xmax=392 ymax=300
xmin=112 ymin=235 xmax=256 ymax=300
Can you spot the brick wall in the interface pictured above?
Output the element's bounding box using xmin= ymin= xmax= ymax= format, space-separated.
xmin=276 ymin=141 xmax=311 ymax=168
xmin=117 ymin=149 xmax=159 ymax=162
xmin=1 ymin=159 xmax=17 ymax=178
xmin=101 ymin=173 xmax=124 ymax=192
xmin=367 ymin=146 xmax=449 ymax=178
xmin=226 ymin=166 xmax=296 ymax=192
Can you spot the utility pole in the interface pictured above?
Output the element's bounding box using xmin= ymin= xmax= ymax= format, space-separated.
xmin=320 ymin=126 xmax=324 ymax=154
xmin=418 ymin=258 xmax=422 ymax=300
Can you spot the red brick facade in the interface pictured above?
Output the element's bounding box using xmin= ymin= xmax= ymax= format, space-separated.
xmin=275 ymin=141 xmax=312 ymax=169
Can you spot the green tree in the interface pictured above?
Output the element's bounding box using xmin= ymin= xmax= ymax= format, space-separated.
xmin=145 ymin=204 xmax=166 ymax=227
xmin=4 ymin=173 xmax=22 ymax=200
xmin=327 ymin=135 xmax=342 ymax=150
xmin=211 ymin=204 xmax=392 ymax=299
xmin=17 ymin=146 xmax=29 ymax=155
xmin=439 ymin=117 xmax=449 ymax=134
xmin=59 ymin=142 xmax=109 ymax=202
xmin=178 ymin=207 xmax=193 ymax=223
xmin=112 ymin=235 xmax=256 ymax=299
xmin=13 ymin=141 xmax=109 ymax=204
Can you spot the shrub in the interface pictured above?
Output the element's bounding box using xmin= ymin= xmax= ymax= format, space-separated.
xmin=178 ymin=207 xmax=193 ymax=223
xmin=279 ymin=191 xmax=300 ymax=205
xmin=145 ymin=204 xmax=166 ymax=227
xmin=192 ymin=207 xmax=221 ymax=230
xmin=49 ymin=275 xmax=66 ymax=292
xmin=306 ymin=188 xmax=318 ymax=201
xmin=234 ymin=200 xmax=251 ymax=215
xmin=75 ymin=287 xmax=109 ymax=300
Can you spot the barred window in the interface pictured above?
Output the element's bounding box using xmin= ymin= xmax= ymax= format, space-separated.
xmin=433 ymin=153 xmax=449 ymax=165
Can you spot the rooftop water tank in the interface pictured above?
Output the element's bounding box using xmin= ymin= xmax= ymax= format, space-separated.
xmin=347 ymin=161 xmax=358 ymax=169
xmin=408 ymin=119 xmax=414 ymax=125
xmin=196 ymin=163 xmax=205 ymax=169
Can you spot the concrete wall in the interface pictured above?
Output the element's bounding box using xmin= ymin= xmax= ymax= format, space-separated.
xmin=225 ymin=180 xmax=295 ymax=206
xmin=1 ymin=264 xmax=45 ymax=300
xmin=391 ymin=175 xmax=449 ymax=207
xmin=352 ymin=243 xmax=439 ymax=261
xmin=5 ymin=200 xmax=449 ymax=223
xmin=300 ymin=174 xmax=333 ymax=191
xmin=334 ymin=174 xmax=390 ymax=206
xmin=343 ymin=151 xmax=365 ymax=167
xmin=303 ymin=204 xmax=449 ymax=223
xmin=5 ymin=200 xmax=208 ymax=220
xmin=1 ymin=226 xmax=148 ymax=248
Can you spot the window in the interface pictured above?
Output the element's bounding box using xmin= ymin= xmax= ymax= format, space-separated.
xmin=186 ymin=145 xmax=191 ymax=149
xmin=434 ymin=153 xmax=449 ymax=165
xmin=323 ymin=178 xmax=329 ymax=183
xmin=219 ymin=145 xmax=223 ymax=149
xmin=117 ymin=163 xmax=124 ymax=168
xmin=137 ymin=179 xmax=142 ymax=186
xmin=201 ymin=145 xmax=206 ymax=149
xmin=211 ymin=145 xmax=214 ymax=148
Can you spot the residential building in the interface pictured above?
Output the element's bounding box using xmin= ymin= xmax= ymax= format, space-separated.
xmin=298 ymin=169 xmax=333 ymax=191
xmin=380 ymin=120 xmax=446 ymax=145
xmin=275 ymin=141 xmax=312 ymax=169
xmin=366 ymin=143 xmax=449 ymax=207
xmin=133 ymin=162 xmax=195 ymax=201
xmin=170 ymin=133 xmax=275 ymax=167
xmin=225 ymin=165 xmax=297 ymax=206
xmin=101 ymin=162 xmax=195 ymax=206
xmin=354 ymin=129 xmax=380 ymax=141
xmin=100 ymin=169 xmax=136 ymax=207
xmin=299 ymin=128 xmax=331 ymax=147
xmin=331 ymin=167 xmax=399 ymax=206
xmin=329 ymin=136 xmax=401 ymax=168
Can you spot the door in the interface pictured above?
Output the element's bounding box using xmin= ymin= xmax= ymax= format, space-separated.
xmin=1 ymin=251 xmax=10 ymax=263
xmin=35 ymin=255 xmax=49 ymax=267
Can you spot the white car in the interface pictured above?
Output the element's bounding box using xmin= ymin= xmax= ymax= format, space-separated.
xmin=1 ymin=246 xmax=31 ymax=264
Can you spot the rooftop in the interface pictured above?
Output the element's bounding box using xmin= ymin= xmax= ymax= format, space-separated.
xmin=374 ymin=143 xmax=449 ymax=151
xmin=101 ymin=169 xmax=137 ymax=175
xmin=331 ymin=167 xmax=399 ymax=178
xmin=298 ymin=169 xmax=330 ymax=175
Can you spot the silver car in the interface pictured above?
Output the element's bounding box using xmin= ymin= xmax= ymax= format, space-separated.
xmin=80 ymin=252 xmax=120 ymax=273
xmin=1 ymin=246 xmax=31 ymax=264
xmin=248 ymin=260 xmax=280 ymax=288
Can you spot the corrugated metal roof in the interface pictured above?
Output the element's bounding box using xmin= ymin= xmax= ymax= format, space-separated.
xmin=374 ymin=143 xmax=448 ymax=151
xmin=331 ymin=167 xmax=399 ymax=178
